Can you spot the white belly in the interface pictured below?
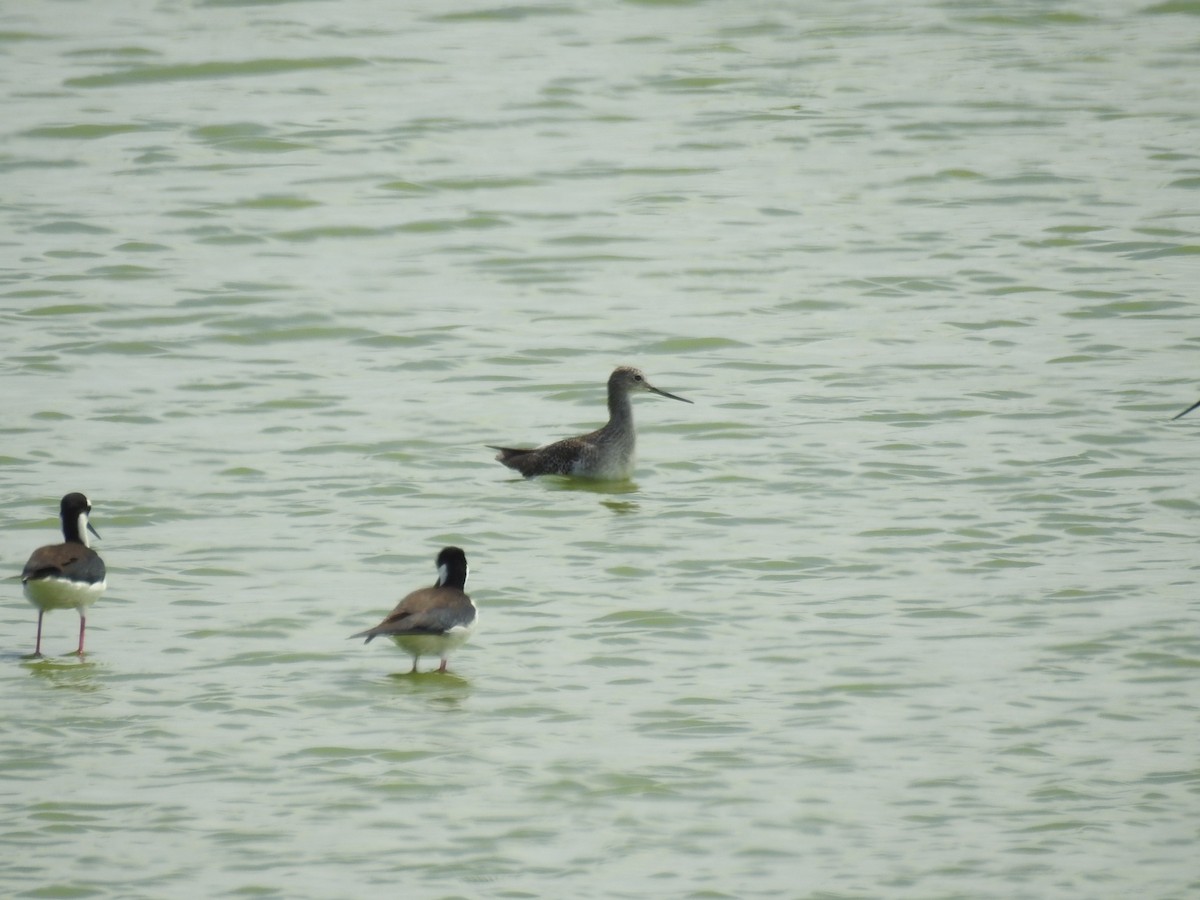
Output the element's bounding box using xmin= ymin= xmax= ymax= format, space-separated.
xmin=24 ymin=576 xmax=106 ymax=612
xmin=389 ymin=621 xmax=476 ymax=659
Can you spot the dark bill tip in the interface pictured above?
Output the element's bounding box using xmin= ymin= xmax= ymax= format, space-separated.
xmin=1172 ymin=399 xmax=1200 ymax=421
xmin=650 ymin=386 xmax=693 ymax=404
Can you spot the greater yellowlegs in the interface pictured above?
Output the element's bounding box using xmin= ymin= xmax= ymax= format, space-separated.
xmin=21 ymin=493 xmax=107 ymax=657
xmin=1172 ymin=399 xmax=1200 ymax=420
xmin=489 ymin=366 xmax=692 ymax=479
xmin=350 ymin=547 xmax=477 ymax=674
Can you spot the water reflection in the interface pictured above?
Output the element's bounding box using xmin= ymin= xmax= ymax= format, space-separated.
xmin=21 ymin=655 xmax=104 ymax=693
xmin=541 ymin=476 xmax=640 ymax=495
xmin=533 ymin=475 xmax=642 ymax=511
xmin=384 ymin=670 xmax=473 ymax=708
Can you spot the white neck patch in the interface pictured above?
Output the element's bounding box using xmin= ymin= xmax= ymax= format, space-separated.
xmin=77 ymin=511 xmax=91 ymax=548
xmin=436 ymin=562 xmax=468 ymax=588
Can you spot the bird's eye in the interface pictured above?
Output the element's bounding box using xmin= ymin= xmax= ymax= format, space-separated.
xmin=634 ymin=374 xmax=643 ymax=382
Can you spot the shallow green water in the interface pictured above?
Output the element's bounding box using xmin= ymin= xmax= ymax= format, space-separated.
xmin=2 ymin=2 xmax=1198 ymax=898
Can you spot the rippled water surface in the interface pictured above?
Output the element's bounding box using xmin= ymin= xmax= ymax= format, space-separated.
xmin=2 ymin=1 xmax=1198 ymax=897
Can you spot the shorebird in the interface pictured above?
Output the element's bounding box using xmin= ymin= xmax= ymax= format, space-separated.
xmin=21 ymin=492 xmax=107 ymax=657
xmin=1172 ymin=399 xmax=1200 ymax=420
xmin=350 ymin=546 xmax=477 ymax=674
xmin=489 ymin=366 xmax=692 ymax=479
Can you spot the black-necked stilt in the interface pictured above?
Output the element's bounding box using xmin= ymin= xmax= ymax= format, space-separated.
xmin=1172 ymin=399 xmax=1200 ymax=420
xmin=489 ymin=366 xmax=693 ymax=479
xmin=21 ymin=492 xmax=107 ymax=657
xmin=350 ymin=547 xmax=477 ymax=674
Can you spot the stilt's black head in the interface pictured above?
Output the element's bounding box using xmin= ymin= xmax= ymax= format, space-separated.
xmin=435 ymin=546 xmax=469 ymax=590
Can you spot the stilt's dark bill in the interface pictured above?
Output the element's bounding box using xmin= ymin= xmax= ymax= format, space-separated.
xmin=489 ymin=366 xmax=693 ymax=480
xmin=1172 ymin=399 xmax=1200 ymax=420
xmin=21 ymin=493 xmax=107 ymax=657
xmin=350 ymin=546 xmax=477 ymax=674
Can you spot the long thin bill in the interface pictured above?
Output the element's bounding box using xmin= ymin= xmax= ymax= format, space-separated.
xmin=1172 ymin=399 xmax=1200 ymax=421
xmin=648 ymin=384 xmax=693 ymax=404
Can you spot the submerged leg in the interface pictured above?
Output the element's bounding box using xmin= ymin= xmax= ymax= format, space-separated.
xmin=437 ymin=657 xmax=449 ymax=674
xmin=409 ymin=656 xmax=419 ymax=674
xmin=75 ymin=614 xmax=87 ymax=656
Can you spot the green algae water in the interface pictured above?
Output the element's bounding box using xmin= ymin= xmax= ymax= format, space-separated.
xmin=2 ymin=2 xmax=1198 ymax=897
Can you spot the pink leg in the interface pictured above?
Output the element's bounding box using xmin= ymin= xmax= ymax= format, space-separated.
xmin=409 ymin=658 xmax=419 ymax=674
xmin=437 ymin=658 xmax=448 ymax=673
xmin=34 ymin=610 xmax=45 ymax=658
xmin=75 ymin=614 xmax=87 ymax=656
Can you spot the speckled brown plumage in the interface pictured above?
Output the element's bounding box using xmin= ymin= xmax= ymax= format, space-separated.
xmin=490 ymin=366 xmax=692 ymax=480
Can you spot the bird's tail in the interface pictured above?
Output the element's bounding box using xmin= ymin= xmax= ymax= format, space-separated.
xmin=488 ymin=445 xmax=532 ymax=465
